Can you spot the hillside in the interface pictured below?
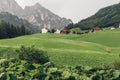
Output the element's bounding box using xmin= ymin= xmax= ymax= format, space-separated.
xmin=0 ymin=12 xmax=38 ymax=33
xmin=0 ymin=29 xmax=120 ymax=67
xmin=67 ymin=3 xmax=120 ymax=30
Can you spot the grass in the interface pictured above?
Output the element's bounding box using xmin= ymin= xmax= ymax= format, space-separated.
xmin=0 ymin=29 xmax=120 ymax=67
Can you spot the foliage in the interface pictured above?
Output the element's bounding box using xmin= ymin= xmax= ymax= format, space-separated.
xmin=0 ymin=30 xmax=120 ymax=67
xmin=70 ymin=28 xmax=89 ymax=34
xmin=106 ymin=48 xmax=112 ymax=53
xmin=0 ymin=59 xmax=120 ymax=80
xmin=48 ymin=28 xmax=56 ymax=33
xmin=66 ymin=3 xmax=120 ymax=30
xmin=16 ymin=45 xmax=49 ymax=64
xmin=114 ymin=60 xmax=120 ymax=70
xmin=0 ymin=20 xmax=31 ymax=39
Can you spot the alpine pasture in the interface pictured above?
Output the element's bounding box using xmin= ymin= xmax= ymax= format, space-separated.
xmin=0 ymin=29 xmax=120 ymax=67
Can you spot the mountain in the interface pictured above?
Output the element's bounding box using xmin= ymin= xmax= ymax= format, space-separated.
xmin=0 ymin=0 xmax=72 ymax=32
xmin=23 ymin=3 xmax=72 ymax=30
xmin=0 ymin=12 xmax=38 ymax=33
xmin=67 ymin=3 xmax=120 ymax=30
xmin=0 ymin=0 xmax=23 ymax=17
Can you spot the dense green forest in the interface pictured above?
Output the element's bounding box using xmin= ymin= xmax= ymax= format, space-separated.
xmin=66 ymin=3 xmax=120 ymax=30
xmin=0 ymin=20 xmax=31 ymax=39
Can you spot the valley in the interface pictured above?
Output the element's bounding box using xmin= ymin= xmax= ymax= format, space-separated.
xmin=0 ymin=29 xmax=120 ymax=67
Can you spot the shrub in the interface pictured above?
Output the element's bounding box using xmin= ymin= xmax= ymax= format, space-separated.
xmin=91 ymin=73 xmax=103 ymax=80
xmin=1 ymin=60 xmax=9 ymax=68
xmin=68 ymin=76 xmax=76 ymax=80
xmin=114 ymin=60 xmax=120 ymax=70
xmin=101 ymin=63 xmax=111 ymax=70
xmin=43 ymin=62 xmax=55 ymax=68
xmin=106 ymin=48 xmax=111 ymax=53
xmin=16 ymin=45 xmax=49 ymax=64
xmin=0 ymin=73 xmax=7 ymax=80
xmin=8 ymin=73 xmax=17 ymax=80
xmin=23 ymin=63 xmax=35 ymax=70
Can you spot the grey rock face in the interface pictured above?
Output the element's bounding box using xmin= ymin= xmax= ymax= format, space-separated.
xmin=0 ymin=0 xmax=72 ymax=32
xmin=0 ymin=12 xmax=39 ymax=33
xmin=23 ymin=3 xmax=72 ymax=30
xmin=0 ymin=0 xmax=23 ymax=16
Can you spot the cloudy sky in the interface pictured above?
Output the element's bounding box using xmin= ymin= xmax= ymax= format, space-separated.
xmin=15 ymin=0 xmax=120 ymax=23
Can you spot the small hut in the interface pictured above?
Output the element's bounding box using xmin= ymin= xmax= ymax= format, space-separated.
xmin=60 ymin=28 xmax=70 ymax=34
xmin=55 ymin=29 xmax=60 ymax=34
xmin=94 ymin=27 xmax=102 ymax=31
xmin=110 ymin=27 xmax=115 ymax=30
xmin=41 ymin=28 xmax=48 ymax=33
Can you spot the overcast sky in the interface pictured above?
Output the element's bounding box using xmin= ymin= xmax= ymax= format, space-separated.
xmin=15 ymin=0 xmax=120 ymax=23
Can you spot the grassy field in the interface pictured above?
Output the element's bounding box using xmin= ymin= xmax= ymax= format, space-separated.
xmin=0 ymin=29 xmax=120 ymax=67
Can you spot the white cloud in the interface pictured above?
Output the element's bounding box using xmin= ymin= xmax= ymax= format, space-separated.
xmin=15 ymin=0 xmax=120 ymax=23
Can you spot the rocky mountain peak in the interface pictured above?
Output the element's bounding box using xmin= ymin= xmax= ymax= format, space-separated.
xmin=34 ymin=3 xmax=42 ymax=7
xmin=0 ymin=0 xmax=23 ymax=16
xmin=0 ymin=0 xmax=72 ymax=32
xmin=24 ymin=3 xmax=42 ymax=10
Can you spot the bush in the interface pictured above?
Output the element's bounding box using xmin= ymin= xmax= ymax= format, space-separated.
xmin=0 ymin=73 xmax=7 ymax=80
xmin=106 ymin=48 xmax=111 ymax=53
xmin=43 ymin=62 xmax=55 ymax=68
xmin=92 ymin=74 xmax=101 ymax=80
xmin=1 ymin=60 xmax=9 ymax=68
xmin=16 ymin=45 xmax=49 ymax=64
xmin=114 ymin=60 xmax=120 ymax=70
xmin=23 ymin=63 xmax=35 ymax=70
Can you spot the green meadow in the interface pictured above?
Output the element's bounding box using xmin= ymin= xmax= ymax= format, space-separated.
xmin=0 ymin=29 xmax=120 ymax=67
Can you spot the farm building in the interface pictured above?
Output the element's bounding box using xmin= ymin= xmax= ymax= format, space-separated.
xmin=94 ymin=27 xmax=102 ymax=31
xmin=119 ymin=24 xmax=120 ymax=28
xmin=110 ymin=27 xmax=115 ymax=30
xmin=91 ymin=27 xmax=102 ymax=32
xmin=60 ymin=28 xmax=70 ymax=34
xmin=55 ymin=29 xmax=60 ymax=34
xmin=41 ymin=28 xmax=48 ymax=33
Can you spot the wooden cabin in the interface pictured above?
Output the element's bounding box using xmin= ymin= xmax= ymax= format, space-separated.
xmin=94 ymin=27 xmax=102 ymax=31
xmin=60 ymin=28 xmax=70 ymax=34
xmin=92 ymin=27 xmax=102 ymax=32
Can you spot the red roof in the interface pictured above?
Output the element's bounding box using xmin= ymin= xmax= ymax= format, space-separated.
xmin=94 ymin=27 xmax=102 ymax=31
xmin=60 ymin=28 xmax=70 ymax=34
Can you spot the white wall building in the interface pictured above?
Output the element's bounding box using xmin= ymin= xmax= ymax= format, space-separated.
xmin=55 ymin=29 xmax=60 ymax=34
xmin=41 ymin=28 xmax=48 ymax=33
xmin=119 ymin=24 xmax=120 ymax=28
xmin=110 ymin=27 xmax=115 ymax=30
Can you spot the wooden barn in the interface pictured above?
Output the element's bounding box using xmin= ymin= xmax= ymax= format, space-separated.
xmin=60 ymin=28 xmax=70 ymax=34
xmin=94 ymin=27 xmax=102 ymax=31
xmin=92 ymin=27 xmax=102 ymax=32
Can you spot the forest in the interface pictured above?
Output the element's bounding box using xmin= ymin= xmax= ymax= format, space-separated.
xmin=0 ymin=20 xmax=31 ymax=39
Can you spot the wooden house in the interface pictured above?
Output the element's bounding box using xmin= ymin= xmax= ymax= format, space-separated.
xmin=60 ymin=28 xmax=70 ymax=34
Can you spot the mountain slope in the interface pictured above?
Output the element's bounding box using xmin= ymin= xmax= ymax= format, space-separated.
xmin=0 ymin=30 xmax=120 ymax=66
xmin=68 ymin=3 xmax=120 ymax=30
xmin=0 ymin=0 xmax=72 ymax=31
xmin=0 ymin=12 xmax=38 ymax=32
xmin=0 ymin=0 xmax=23 ymax=17
xmin=23 ymin=3 xmax=72 ymax=30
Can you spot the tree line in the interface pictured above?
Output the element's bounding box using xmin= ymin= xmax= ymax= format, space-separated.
xmin=66 ymin=3 xmax=120 ymax=30
xmin=0 ymin=20 xmax=31 ymax=39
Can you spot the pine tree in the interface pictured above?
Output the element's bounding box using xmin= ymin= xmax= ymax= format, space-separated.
xmin=0 ymin=20 xmax=31 ymax=39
